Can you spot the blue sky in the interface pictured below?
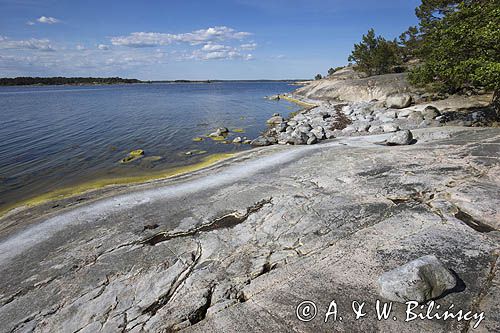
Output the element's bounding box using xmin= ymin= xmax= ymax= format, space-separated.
xmin=0 ymin=0 xmax=421 ymax=80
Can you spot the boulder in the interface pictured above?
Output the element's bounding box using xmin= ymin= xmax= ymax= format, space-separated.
xmin=378 ymin=255 xmax=457 ymax=303
xmin=277 ymin=122 xmax=288 ymax=132
xmin=422 ymin=106 xmax=441 ymax=120
xmin=408 ymin=111 xmax=424 ymax=122
xmin=342 ymin=125 xmax=357 ymax=134
xmin=297 ymin=124 xmax=312 ymax=134
xmin=382 ymin=123 xmax=399 ymax=133
xmin=311 ymin=127 xmax=325 ymax=139
xmin=306 ymin=136 xmax=318 ymax=145
xmin=232 ymin=137 xmax=242 ymax=144
xmin=386 ymin=94 xmax=412 ymax=109
xmin=386 ymin=130 xmax=413 ymax=145
xmin=277 ymin=133 xmax=293 ymax=145
xmin=250 ymin=136 xmax=271 ymax=147
xmin=266 ymin=116 xmax=284 ymax=125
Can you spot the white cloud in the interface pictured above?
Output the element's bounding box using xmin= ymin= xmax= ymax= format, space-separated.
xmin=111 ymin=26 xmax=252 ymax=48
xmin=0 ymin=36 xmax=54 ymax=51
xmin=201 ymin=43 xmax=230 ymax=52
xmin=190 ymin=44 xmax=253 ymax=61
xmin=26 ymin=21 xmax=35 ymax=26
xmin=240 ymin=42 xmax=257 ymax=51
xmin=37 ymin=16 xmax=60 ymax=24
xmin=97 ymin=44 xmax=109 ymax=50
xmin=76 ymin=44 xmax=85 ymax=50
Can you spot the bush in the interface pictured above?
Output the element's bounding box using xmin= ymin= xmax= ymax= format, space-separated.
xmin=314 ymin=74 xmax=323 ymax=80
xmin=409 ymin=0 xmax=500 ymax=93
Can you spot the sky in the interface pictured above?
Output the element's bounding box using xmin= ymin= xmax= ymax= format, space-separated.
xmin=0 ymin=0 xmax=421 ymax=80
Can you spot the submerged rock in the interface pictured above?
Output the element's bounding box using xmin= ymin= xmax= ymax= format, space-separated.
xmin=119 ymin=149 xmax=144 ymax=164
xmin=378 ymin=255 xmax=457 ymax=303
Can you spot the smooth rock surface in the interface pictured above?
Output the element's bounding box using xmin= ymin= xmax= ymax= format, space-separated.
xmin=0 ymin=127 xmax=499 ymax=332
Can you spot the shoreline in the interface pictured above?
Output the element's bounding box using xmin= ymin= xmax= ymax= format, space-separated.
xmin=0 ymin=152 xmax=235 ymax=219
xmin=0 ymin=92 xmax=310 ymax=219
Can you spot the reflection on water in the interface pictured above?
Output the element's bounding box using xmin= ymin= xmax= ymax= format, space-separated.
xmin=0 ymin=82 xmax=299 ymax=211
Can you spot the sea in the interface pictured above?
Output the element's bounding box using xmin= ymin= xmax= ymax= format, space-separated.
xmin=0 ymin=82 xmax=300 ymax=211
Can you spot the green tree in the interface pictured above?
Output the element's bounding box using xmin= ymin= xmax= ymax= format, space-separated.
xmin=348 ymin=29 xmax=401 ymax=76
xmin=315 ymin=74 xmax=323 ymax=80
xmin=398 ymin=26 xmax=421 ymax=62
xmin=328 ymin=68 xmax=336 ymax=76
xmin=409 ymin=0 xmax=500 ymax=93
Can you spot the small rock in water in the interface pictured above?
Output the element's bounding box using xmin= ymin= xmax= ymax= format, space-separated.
xmin=250 ymin=136 xmax=271 ymax=146
xmin=232 ymin=136 xmax=242 ymax=144
xmin=378 ymin=255 xmax=457 ymax=303
xmin=266 ymin=115 xmax=284 ymax=125
xmin=386 ymin=129 xmax=414 ymax=145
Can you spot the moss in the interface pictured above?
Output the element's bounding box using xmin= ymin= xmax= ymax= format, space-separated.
xmin=130 ymin=149 xmax=144 ymax=157
xmin=0 ymin=153 xmax=235 ymax=218
xmin=232 ymin=128 xmax=245 ymax=133
xmin=120 ymin=149 xmax=145 ymax=164
xmin=210 ymin=136 xmax=226 ymax=141
xmin=192 ymin=137 xmax=204 ymax=142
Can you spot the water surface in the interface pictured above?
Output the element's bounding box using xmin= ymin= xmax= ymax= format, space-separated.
xmin=0 ymin=82 xmax=299 ymax=211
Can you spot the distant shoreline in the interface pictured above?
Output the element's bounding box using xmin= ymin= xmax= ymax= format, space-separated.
xmin=0 ymin=77 xmax=309 ymax=86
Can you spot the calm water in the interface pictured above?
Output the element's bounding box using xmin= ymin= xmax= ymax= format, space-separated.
xmin=0 ymin=82 xmax=299 ymax=210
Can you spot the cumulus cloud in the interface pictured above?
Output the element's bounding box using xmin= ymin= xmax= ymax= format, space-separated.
xmin=190 ymin=43 xmax=253 ymax=61
xmin=0 ymin=36 xmax=54 ymax=51
xmin=111 ymin=26 xmax=252 ymax=48
xmin=37 ymin=16 xmax=60 ymax=24
xmin=239 ymin=42 xmax=257 ymax=51
xmin=97 ymin=44 xmax=110 ymax=50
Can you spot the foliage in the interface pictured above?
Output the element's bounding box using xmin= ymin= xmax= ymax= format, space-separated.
xmin=314 ymin=74 xmax=323 ymax=80
xmin=327 ymin=66 xmax=344 ymax=76
xmin=409 ymin=0 xmax=500 ymax=92
xmin=397 ymin=26 xmax=421 ymax=62
xmin=347 ymin=29 xmax=401 ymax=76
xmin=0 ymin=77 xmax=142 ymax=86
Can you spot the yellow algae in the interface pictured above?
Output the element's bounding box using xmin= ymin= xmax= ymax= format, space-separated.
xmin=279 ymin=95 xmax=317 ymax=108
xmin=0 ymin=153 xmax=234 ymax=218
xmin=120 ymin=149 xmax=145 ymax=164
xmin=210 ymin=136 xmax=226 ymax=141
xmin=192 ymin=137 xmax=204 ymax=142
xmin=232 ymin=128 xmax=245 ymax=133
xmin=129 ymin=149 xmax=144 ymax=157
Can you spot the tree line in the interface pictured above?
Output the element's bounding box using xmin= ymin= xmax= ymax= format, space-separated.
xmin=0 ymin=77 xmax=142 ymax=86
xmin=319 ymin=0 xmax=499 ymax=96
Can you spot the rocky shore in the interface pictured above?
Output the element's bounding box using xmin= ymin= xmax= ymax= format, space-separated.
xmin=0 ymin=70 xmax=499 ymax=332
xmin=255 ymin=69 xmax=496 ymax=147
